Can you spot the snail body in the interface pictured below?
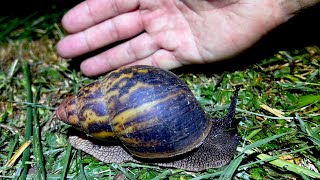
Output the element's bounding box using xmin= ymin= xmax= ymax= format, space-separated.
xmin=56 ymin=65 xmax=241 ymax=171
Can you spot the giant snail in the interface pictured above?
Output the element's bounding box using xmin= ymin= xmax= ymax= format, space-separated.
xmin=55 ymin=65 xmax=241 ymax=171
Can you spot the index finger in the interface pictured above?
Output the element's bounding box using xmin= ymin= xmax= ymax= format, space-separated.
xmin=62 ymin=0 xmax=139 ymax=33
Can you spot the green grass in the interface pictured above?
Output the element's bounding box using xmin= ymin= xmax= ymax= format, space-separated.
xmin=0 ymin=4 xmax=320 ymax=180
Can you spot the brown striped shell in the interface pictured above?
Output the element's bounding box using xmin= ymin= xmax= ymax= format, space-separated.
xmin=56 ymin=65 xmax=241 ymax=171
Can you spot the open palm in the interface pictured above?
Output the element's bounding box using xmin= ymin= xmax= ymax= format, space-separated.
xmin=57 ymin=0 xmax=298 ymax=76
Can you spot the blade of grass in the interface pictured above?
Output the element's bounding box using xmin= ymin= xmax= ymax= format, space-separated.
xmin=237 ymin=108 xmax=295 ymax=120
xmin=72 ymin=70 xmax=80 ymax=93
xmin=8 ymin=59 xmax=19 ymax=79
xmin=19 ymin=63 xmax=33 ymax=180
xmin=295 ymin=113 xmax=320 ymax=146
xmin=0 ymin=111 xmax=8 ymax=123
xmin=60 ymin=143 xmax=73 ymax=179
xmin=190 ymin=171 xmax=222 ymax=180
xmin=33 ymin=86 xmax=47 ymax=180
xmin=239 ymin=145 xmax=314 ymax=170
xmin=0 ymin=134 xmax=19 ymax=173
xmin=1 ymin=140 xmax=32 ymax=173
xmin=210 ymin=106 xmax=296 ymax=120
xmin=0 ymin=13 xmax=38 ymax=39
xmin=151 ymin=170 xmax=173 ymax=180
xmin=76 ymin=149 xmax=86 ymax=179
xmin=218 ymin=153 xmax=245 ymax=180
xmin=242 ymin=132 xmax=291 ymax=152
xmin=111 ymin=163 xmax=135 ymax=180
xmin=246 ymin=129 xmax=262 ymax=141
xmin=301 ymin=172 xmax=313 ymax=180
xmin=151 ymin=169 xmax=184 ymax=180
xmin=61 ymin=70 xmax=80 ymax=179
xmin=7 ymin=134 xmax=19 ymax=162
xmin=122 ymin=163 xmax=161 ymax=169
xmin=296 ymin=113 xmax=308 ymax=134
xmin=9 ymin=101 xmax=56 ymax=110
xmin=54 ymin=23 xmax=65 ymax=39
xmin=257 ymin=154 xmax=320 ymax=178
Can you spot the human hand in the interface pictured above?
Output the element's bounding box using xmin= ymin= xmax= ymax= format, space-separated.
xmin=57 ymin=0 xmax=319 ymax=76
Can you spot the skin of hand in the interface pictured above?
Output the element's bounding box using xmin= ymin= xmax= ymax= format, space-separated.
xmin=57 ymin=0 xmax=320 ymax=76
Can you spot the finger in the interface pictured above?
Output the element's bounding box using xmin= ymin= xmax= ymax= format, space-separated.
xmin=62 ymin=0 xmax=139 ymax=33
xmin=128 ymin=49 xmax=183 ymax=70
xmin=57 ymin=11 xmax=144 ymax=58
xmin=80 ymin=33 xmax=160 ymax=76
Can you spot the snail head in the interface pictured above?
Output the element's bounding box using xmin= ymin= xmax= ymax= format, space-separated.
xmin=55 ymin=95 xmax=80 ymax=126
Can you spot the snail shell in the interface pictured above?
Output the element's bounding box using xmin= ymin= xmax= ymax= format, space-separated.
xmin=56 ymin=65 xmax=240 ymax=171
